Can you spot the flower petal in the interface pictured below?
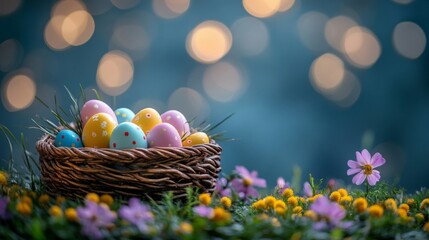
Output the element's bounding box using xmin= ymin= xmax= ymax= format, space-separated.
xmin=372 ymin=169 xmax=381 ymax=178
xmin=253 ymin=178 xmax=267 ymax=188
xmin=347 ymin=168 xmax=361 ymax=176
xmin=371 ymin=153 xmax=386 ymax=168
xmin=355 ymin=152 xmax=366 ymax=165
xmin=352 ymin=171 xmax=366 ymax=185
xmin=367 ymin=174 xmax=379 ymax=186
xmin=235 ymin=165 xmax=250 ymax=178
xmin=347 ymin=160 xmax=360 ymax=168
xmin=361 ymin=149 xmax=371 ymax=164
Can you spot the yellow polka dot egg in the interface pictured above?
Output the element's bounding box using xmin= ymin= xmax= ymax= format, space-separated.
xmin=82 ymin=113 xmax=118 ymax=148
xmin=132 ymin=108 xmax=162 ymax=135
xmin=183 ymin=132 xmax=210 ymax=147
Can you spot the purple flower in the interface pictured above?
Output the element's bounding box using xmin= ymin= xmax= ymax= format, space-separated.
xmin=310 ymin=196 xmax=351 ymax=230
xmin=347 ymin=149 xmax=386 ymax=186
xmin=77 ymin=200 xmax=117 ymax=239
xmin=215 ymin=177 xmax=232 ymax=197
xmin=231 ymin=166 xmax=266 ymax=200
xmin=276 ymin=177 xmax=290 ymax=194
xmin=119 ymin=198 xmax=153 ymax=233
xmin=193 ymin=205 xmax=214 ymax=218
xmin=0 ymin=196 xmax=10 ymax=220
xmin=303 ymin=181 xmax=312 ymax=197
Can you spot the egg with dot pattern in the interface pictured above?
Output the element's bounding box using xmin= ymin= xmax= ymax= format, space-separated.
xmin=80 ymin=99 xmax=117 ymax=127
xmin=82 ymin=113 xmax=117 ymax=148
xmin=183 ymin=132 xmax=210 ymax=147
xmin=115 ymin=108 xmax=135 ymax=124
xmin=147 ymin=123 xmax=182 ymax=148
xmin=132 ymin=108 xmax=162 ymax=135
xmin=161 ymin=110 xmax=190 ymax=137
xmin=54 ymin=129 xmax=83 ymax=148
xmin=109 ymin=122 xmax=147 ymax=149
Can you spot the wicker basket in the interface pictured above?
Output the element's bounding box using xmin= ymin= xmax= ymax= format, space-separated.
xmin=36 ymin=134 xmax=222 ymax=200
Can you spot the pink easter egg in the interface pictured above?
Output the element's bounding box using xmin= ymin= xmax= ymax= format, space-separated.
xmin=161 ymin=110 xmax=190 ymax=137
xmin=147 ymin=123 xmax=182 ymax=148
xmin=80 ymin=99 xmax=117 ymax=127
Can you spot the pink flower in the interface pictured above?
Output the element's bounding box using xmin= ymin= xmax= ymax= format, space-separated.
xmin=347 ymin=149 xmax=386 ymax=186
xmin=231 ymin=166 xmax=266 ymax=200
xmin=276 ymin=177 xmax=290 ymax=194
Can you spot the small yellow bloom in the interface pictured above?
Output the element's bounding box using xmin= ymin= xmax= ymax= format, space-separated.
xmin=340 ymin=196 xmax=353 ymax=206
xmin=291 ymin=232 xmax=302 ymax=240
xmin=100 ymin=194 xmax=114 ymax=206
xmin=415 ymin=213 xmax=425 ymax=222
xmin=16 ymin=202 xmax=32 ymax=215
xmin=353 ymin=197 xmax=368 ymax=213
xmin=252 ymin=200 xmax=266 ymax=210
xmin=274 ymin=200 xmax=286 ymax=210
xmin=275 ymin=207 xmax=286 ymax=215
xmin=303 ymin=210 xmax=317 ymax=221
xmin=211 ymin=207 xmax=231 ymax=222
xmin=0 ymin=171 xmax=7 ymax=186
xmin=56 ymin=196 xmax=66 ymax=205
xmin=396 ymin=208 xmax=407 ymax=219
xmin=307 ymin=194 xmax=323 ymax=203
xmin=20 ymin=195 xmax=33 ymax=207
xmin=49 ymin=205 xmax=63 ymax=217
xmin=282 ymin=188 xmax=294 ymax=198
xmin=337 ymin=188 xmax=348 ymax=197
xmin=423 ymin=222 xmax=429 ymax=232
xmin=399 ymin=203 xmax=410 ymax=213
xmin=299 ymin=197 xmax=306 ymax=204
xmin=178 ymin=222 xmax=193 ymax=234
xmin=287 ymin=196 xmax=298 ymax=207
xmin=65 ymin=208 xmax=79 ymax=222
xmin=420 ymin=198 xmax=429 ymax=210
xmin=264 ymin=196 xmax=276 ymax=209
xmin=39 ymin=194 xmax=50 ymax=205
xmin=293 ymin=206 xmax=303 ymax=214
xmin=199 ymin=193 xmax=211 ymax=206
xmin=220 ymin=197 xmax=232 ymax=208
xmin=257 ymin=213 xmax=269 ymax=221
xmin=406 ymin=198 xmax=415 ymax=206
xmin=329 ymin=191 xmax=341 ymax=202
xmin=368 ymin=205 xmax=384 ymax=218
xmin=385 ymin=198 xmax=397 ymax=211
xmin=271 ymin=217 xmax=281 ymax=227
xmin=86 ymin=193 xmax=100 ymax=203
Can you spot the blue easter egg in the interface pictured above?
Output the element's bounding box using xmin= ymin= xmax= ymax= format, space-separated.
xmin=115 ymin=108 xmax=135 ymax=124
xmin=54 ymin=129 xmax=83 ymax=148
xmin=109 ymin=122 xmax=147 ymax=149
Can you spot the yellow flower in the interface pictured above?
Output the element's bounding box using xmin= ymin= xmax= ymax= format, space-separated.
xmin=299 ymin=197 xmax=306 ymax=204
xmin=257 ymin=213 xmax=269 ymax=221
xmin=16 ymin=202 xmax=32 ymax=215
xmin=264 ymin=196 xmax=276 ymax=209
xmin=39 ymin=194 xmax=50 ymax=205
xmin=199 ymin=193 xmax=211 ymax=206
xmin=100 ymin=194 xmax=114 ymax=206
xmin=420 ymin=198 xmax=429 ymax=210
xmin=368 ymin=205 xmax=384 ymax=218
xmin=211 ymin=207 xmax=231 ymax=222
xmin=287 ymin=196 xmax=298 ymax=207
xmin=303 ymin=210 xmax=317 ymax=221
xmin=406 ymin=198 xmax=415 ymax=206
xmin=271 ymin=217 xmax=281 ymax=227
xmin=399 ymin=203 xmax=410 ymax=213
xmin=49 ymin=205 xmax=63 ymax=217
xmin=20 ymin=195 xmax=33 ymax=207
xmin=337 ymin=188 xmax=348 ymax=197
xmin=415 ymin=213 xmax=425 ymax=222
xmin=252 ymin=200 xmax=266 ymax=210
xmin=0 ymin=171 xmax=7 ymax=186
xmin=423 ymin=222 xmax=429 ymax=232
xmin=293 ymin=206 xmax=303 ymax=214
xmin=329 ymin=191 xmax=341 ymax=202
xmin=340 ymin=196 xmax=353 ymax=206
xmin=353 ymin=197 xmax=368 ymax=213
xmin=177 ymin=222 xmax=193 ymax=234
xmin=275 ymin=207 xmax=286 ymax=215
xmin=56 ymin=196 xmax=66 ymax=205
xmin=396 ymin=208 xmax=407 ymax=219
xmin=307 ymin=194 xmax=322 ymax=204
xmin=385 ymin=198 xmax=397 ymax=211
xmin=274 ymin=200 xmax=286 ymax=210
xmin=221 ymin=197 xmax=232 ymax=208
xmin=65 ymin=208 xmax=79 ymax=222
xmin=282 ymin=188 xmax=294 ymax=198
xmin=86 ymin=193 xmax=100 ymax=203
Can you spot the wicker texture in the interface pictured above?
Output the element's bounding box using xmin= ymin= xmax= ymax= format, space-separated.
xmin=36 ymin=135 xmax=222 ymax=200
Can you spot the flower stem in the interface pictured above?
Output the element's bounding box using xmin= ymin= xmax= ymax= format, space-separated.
xmin=365 ymin=179 xmax=369 ymax=197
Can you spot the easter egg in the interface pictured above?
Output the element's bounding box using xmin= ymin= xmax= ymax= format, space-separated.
xmin=54 ymin=129 xmax=83 ymax=148
xmin=132 ymin=108 xmax=162 ymax=135
xmin=115 ymin=108 xmax=135 ymax=124
xmin=183 ymin=132 xmax=210 ymax=147
xmin=147 ymin=123 xmax=182 ymax=148
xmin=80 ymin=99 xmax=117 ymax=127
xmin=161 ymin=110 xmax=190 ymax=137
xmin=109 ymin=122 xmax=147 ymax=149
xmin=82 ymin=113 xmax=117 ymax=148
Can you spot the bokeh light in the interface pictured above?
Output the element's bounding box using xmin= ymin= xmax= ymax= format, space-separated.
xmin=51 ymin=0 xmax=86 ymax=17
xmin=203 ymin=62 xmax=246 ymax=102
xmin=110 ymin=23 xmax=150 ymax=60
xmin=231 ymin=17 xmax=269 ymax=56
xmin=153 ymin=0 xmax=190 ymax=19
xmin=298 ymin=11 xmax=329 ymax=51
xmin=186 ymin=21 xmax=232 ymax=64
xmin=310 ymin=53 xmax=345 ymax=92
xmin=168 ymin=88 xmax=210 ymax=121
xmin=343 ymin=26 xmax=381 ymax=68
xmin=278 ymin=0 xmax=295 ymax=12
xmin=242 ymin=0 xmax=281 ymax=18
xmin=61 ymin=10 xmax=95 ymax=46
xmin=44 ymin=16 xmax=71 ymax=51
xmin=1 ymin=70 xmax=36 ymax=112
xmin=325 ymin=16 xmax=358 ymax=52
xmin=0 ymin=0 xmax=21 ymax=16
xmin=393 ymin=21 xmax=426 ymax=59
xmin=86 ymin=0 xmax=112 ymax=15
xmin=325 ymin=71 xmax=361 ymax=108
xmin=96 ymin=50 xmax=134 ymax=96
xmin=0 ymin=39 xmax=24 ymax=72
xmin=111 ymin=0 xmax=140 ymax=10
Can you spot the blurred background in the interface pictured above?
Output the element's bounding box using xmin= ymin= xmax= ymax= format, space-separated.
xmin=1 ymin=0 xmax=428 ymax=191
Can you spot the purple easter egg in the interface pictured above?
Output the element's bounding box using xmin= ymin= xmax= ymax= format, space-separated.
xmin=147 ymin=123 xmax=182 ymax=148
xmin=161 ymin=110 xmax=190 ymax=137
xmin=80 ymin=99 xmax=117 ymax=127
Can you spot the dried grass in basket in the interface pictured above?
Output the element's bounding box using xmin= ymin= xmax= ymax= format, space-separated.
xmin=36 ymin=134 xmax=222 ymax=200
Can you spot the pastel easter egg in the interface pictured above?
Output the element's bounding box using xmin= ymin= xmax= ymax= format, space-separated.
xmin=109 ymin=122 xmax=147 ymax=149
xmin=54 ymin=129 xmax=83 ymax=148
xmin=80 ymin=99 xmax=117 ymax=127
xmin=132 ymin=108 xmax=162 ymax=135
xmin=161 ymin=110 xmax=190 ymax=137
xmin=115 ymin=108 xmax=135 ymax=124
xmin=183 ymin=132 xmax=210 ymax=147
xmin=82 ymin=113 xmax=117 ymax=148
xmin=147 ymin=123 xmax=182 ymax=148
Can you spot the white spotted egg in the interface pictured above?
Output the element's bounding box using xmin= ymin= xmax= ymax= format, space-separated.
xmin=54 ymin=129 xmax=83 ymax=148
xmin=147 ymin=123 xmax=182 ymax=148
xmin=80 ymin=99 xmax=117 ymax=127
xmin=82 ymin=113 xmax=117 ymax=148
xmin=109 ymin=122 xmax=147 ymax=149
xmin=161 ymin=110 xmax=190 ymax=137
xmin=115 ymin=108 xmax=135 ymax=124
